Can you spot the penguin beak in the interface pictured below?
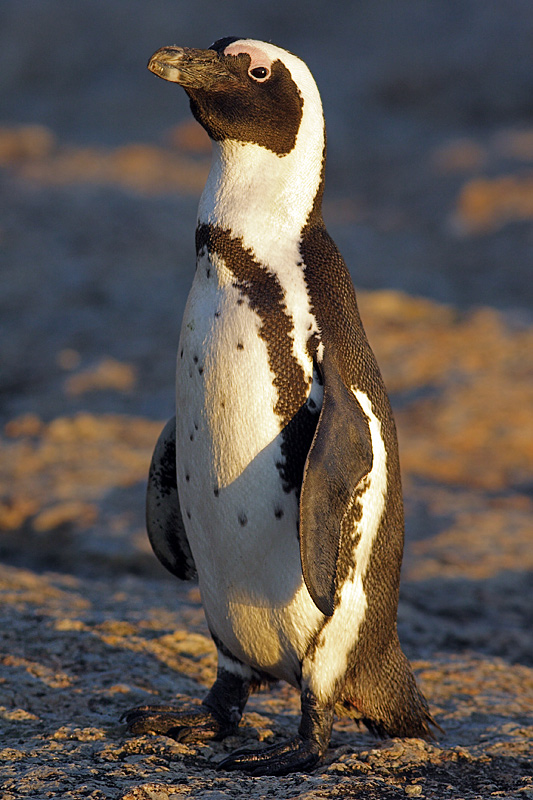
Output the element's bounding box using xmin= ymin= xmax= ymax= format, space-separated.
xmin=147 ymin=46 xmax=231 ymax=89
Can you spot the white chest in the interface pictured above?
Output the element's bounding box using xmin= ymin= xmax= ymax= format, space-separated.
xmin=174 ymin=250 xmax=322 ymax=683
xmin=176 ymin=248 xmax=289 ymax=487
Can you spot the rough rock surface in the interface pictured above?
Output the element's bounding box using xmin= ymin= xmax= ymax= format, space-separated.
xmin=1 ymin=3 xmax=532 ymax=798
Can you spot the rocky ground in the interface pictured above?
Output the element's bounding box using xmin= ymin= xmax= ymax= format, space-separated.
xmin=1 ymin=2 xmax=532 ymax=798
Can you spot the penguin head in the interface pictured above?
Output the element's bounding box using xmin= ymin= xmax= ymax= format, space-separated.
xmin=148 ymin=38 xmax=322 ymax=158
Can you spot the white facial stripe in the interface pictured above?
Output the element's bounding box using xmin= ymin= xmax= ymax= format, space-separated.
xmin=303 ymin=390 xmax=388 ymax=703
xmin=226 ymin=40 xmax=322 ymax=108
xmin=224 ymin=41 xmax=273 ymax=74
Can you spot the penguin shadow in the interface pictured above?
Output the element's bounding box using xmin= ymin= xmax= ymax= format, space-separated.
xmin=400 ymin=475 xmax=531 ymax=652
xmin=0 ymin=481 xmax=168 ymax=580
xmin=399 ymin=566 xmax=533 ymax=667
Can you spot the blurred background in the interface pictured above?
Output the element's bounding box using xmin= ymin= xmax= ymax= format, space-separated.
xmin=1 ymin=0 xmax=532 ymax=661
xmin=1 ymin=4 xmax=533 ymax=795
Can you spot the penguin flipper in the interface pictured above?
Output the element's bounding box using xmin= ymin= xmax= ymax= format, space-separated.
xmin=300 ymin=351 xmax=373 ymax=616
xmin=146 ymin=416 xmax=197 ymax=580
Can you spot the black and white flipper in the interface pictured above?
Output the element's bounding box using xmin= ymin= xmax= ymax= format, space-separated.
xmin=145 ymin=416 xmax=196 ymax=580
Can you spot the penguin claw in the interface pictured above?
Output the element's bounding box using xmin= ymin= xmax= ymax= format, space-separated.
xmin=217 ymin=735 xmax=322 ymax=776
xmin=122 ymin=704 xmax=232 ymax=741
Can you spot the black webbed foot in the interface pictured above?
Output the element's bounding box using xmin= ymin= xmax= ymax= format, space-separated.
xmin=217 ymin=734 xmax=322 ymax=776
xmin=122 ymin=667 xmax=251 ymax=743
xmin=218 ymin=687 xmax=333 ymax=776
xmin=122 ymin=703 xmax=233 ymax=742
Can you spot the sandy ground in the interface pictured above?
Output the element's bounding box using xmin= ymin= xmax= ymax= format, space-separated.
xmin=1 ymin=2 xmax=532 ymax=798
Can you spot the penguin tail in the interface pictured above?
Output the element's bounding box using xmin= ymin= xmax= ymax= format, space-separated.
xmin=337 ymin=635 xmax=441 ymax=740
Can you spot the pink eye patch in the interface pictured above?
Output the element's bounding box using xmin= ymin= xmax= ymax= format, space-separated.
xmin=224 ymin=41 xmax=273 ymax=80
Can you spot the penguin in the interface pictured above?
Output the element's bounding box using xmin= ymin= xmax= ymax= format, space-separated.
xmin=123 ymin=37 xmax=436 ymax=776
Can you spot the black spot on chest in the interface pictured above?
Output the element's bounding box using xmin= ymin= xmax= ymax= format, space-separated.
xmin=196 ymin=224 xmax=310 ymax=426
xmin=196 ymin=223 xmax=318 ymax=496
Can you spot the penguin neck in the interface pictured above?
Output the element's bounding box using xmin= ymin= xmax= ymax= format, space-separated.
xmin=198 ymin=121 xmax=326 ymax=269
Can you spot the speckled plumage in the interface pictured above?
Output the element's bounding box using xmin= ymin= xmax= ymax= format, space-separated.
xmin=123 ymin=37 xmax=436 ymax=776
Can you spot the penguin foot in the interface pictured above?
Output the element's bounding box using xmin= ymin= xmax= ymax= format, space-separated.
xmin=218 ymin=687 xmax=333 ymax=776
xmin=122 ymin=667 xmax=252 ymax=744
xmin=217 ymin=735 xmax=322 ymax=776
xmin=122 ymin=704 xmax=234 ymax=742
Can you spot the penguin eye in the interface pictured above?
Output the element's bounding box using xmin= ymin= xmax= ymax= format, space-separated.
xmin=248 ymin=65 xmax=271 ymax=82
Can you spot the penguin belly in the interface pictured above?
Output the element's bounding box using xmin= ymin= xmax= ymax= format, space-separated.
xmin=175 ymin=259 xmax=323 ymax=686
